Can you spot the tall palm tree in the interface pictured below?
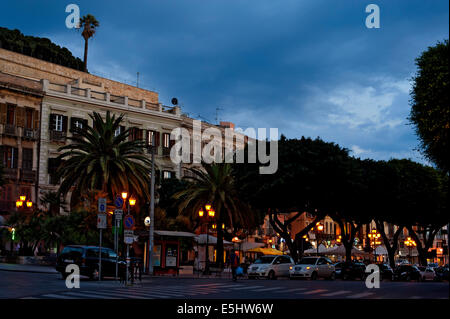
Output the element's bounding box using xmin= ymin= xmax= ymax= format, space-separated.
xmin=174 ymin=163 xmax=254 ymax=268
xmin=56 ymin=111 xmax=151 ymax=204
xmin=78 ymin=14 xmax=99 ymax=72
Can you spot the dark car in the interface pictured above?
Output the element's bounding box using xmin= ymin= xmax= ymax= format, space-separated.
xmin=56 ymin=245 xmax=120 ymax=280
xmin=434 ymin=266 xmax=449 ymax=281
xmin=378 ymin=263 xmax=394 ymax=281
xmin=393 ymin=264 xmax=421 ymax=281
xmin=335 ymin=261 xmax=366 ymax=280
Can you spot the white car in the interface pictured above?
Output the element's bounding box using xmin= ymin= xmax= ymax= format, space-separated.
xmin=247 ymin=255 xmax=295 ymax=280
xmin=418 ymin=266 xmax=436 ymax=281
xmin=289 ymin=257 xmax=336 ymax=280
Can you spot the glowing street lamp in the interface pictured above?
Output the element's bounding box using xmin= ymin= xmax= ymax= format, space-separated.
xmin=405 ymin=237 xmax=417 ymax=263
xmin=315 ymin=222 xmax=324 ymax=255
xmin=198 ymin=204 xmax=215 ymax=275
xmin=129 ymin=198 xmax=136 ymax=206
xmin=368 ymin=229 xmax=382 ymax=262
xmin=121 ymin=192 xmax=128 ymax=200
xmin=16 ymin=200 xmax=23 ymax=208
xmin=19 ymin=195 xmax=26 ymax=202
xmin=26 ymin=201 xmax=33 ymax=208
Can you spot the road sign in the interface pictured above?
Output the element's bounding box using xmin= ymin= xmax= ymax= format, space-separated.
xmin=98 ymin=198 xmax=107 ymax=213
xmin=123 ymin=215 xmax=135 ymax=230
xmin=114 ymin=209 xmax=123 ymax=220
xmin=124 ymin=230 xmax=134 ymax=244
xmin=114 ymin=196 xmax=124 ymax=208
xmin=97 ymin=213 xmax=107 ymax=229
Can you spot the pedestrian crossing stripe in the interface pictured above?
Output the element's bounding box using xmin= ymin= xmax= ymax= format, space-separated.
xmin=346 ymin=292 xmax=375 ymax=298
xmin=298 ymin=289 xmax=328 ymax=295
xmin=320 ymin=290 xmax=352 ymax=297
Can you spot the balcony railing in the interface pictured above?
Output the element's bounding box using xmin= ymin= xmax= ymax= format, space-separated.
xmin=162 ymin=147 xmax=171 ymax=157
xmin=20 ymin=169 xmax=36 ymax=183
xmin=4 ymin=124 xmax=17 ymax=136
xmin=23 ymin=128 xmax=38 ymax=140
xmin=3 ymin=168 xmax=18 ymax=180
xmin=49 ymin=130 xmax=67 ymax=142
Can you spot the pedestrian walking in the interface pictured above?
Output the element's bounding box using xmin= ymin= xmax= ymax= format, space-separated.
xmin=229 ymin=251 xmax=240 ymax=281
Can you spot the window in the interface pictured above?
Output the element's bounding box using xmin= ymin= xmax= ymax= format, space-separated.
xmin=24 ymin=109 xmax=34 ymax=129
xmin=48 ymin=158 xmax=62 ymax=185
xmin=163 ymin=170 xmax=173 ymax=179
xmin=163 ymin=133 xmax=170 ymax=148
xmin=22 ymin=148 xmax=33 ymax=170
xmin=146 ymin=130 xmax=160 ymax=146
xmin=6 ymin=105 xmax=15 ymax=125
xmin=1 ymin=146 xmax=18 ymax=169
xmin=114 ymin=126 xmax=125 ymax=137
xmin=50 ymin=114 xmax=67 ymax=132
xmin=129 ymin=127 xmax=143 ymax=141
xmin=70 ymin=117 xmax=87 ymax=134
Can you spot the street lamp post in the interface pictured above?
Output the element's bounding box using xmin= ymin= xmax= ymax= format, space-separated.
xmin=368 ymin=229 xmax=381 ymax=263
xmin=315 ymin=222 xmax=324 ymax=255
xmin=405 ymin=237 xmax=416 ymax=264
xmin=199 ymin=205 xmax=215 ymax=275
xmin=148 ymin=133 xmax=156 ymax=275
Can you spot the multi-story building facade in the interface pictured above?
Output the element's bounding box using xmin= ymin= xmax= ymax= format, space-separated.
xmin=0 ymin=72 xmax=42 ymax=216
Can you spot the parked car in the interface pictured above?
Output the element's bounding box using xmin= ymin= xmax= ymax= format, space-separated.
xmin=417 ymin=266 xmax=436 ymax=281
xmin=434 ymin=266 xmax=449 ymax=281
xmin=427 ymin=263 xmax=439 ymax=269
xmin=56 ymin=245 xmax=120 ymax=280
xmin=338 ymin=261 xmax=367 ymax=280
xmin=393 ymin=264 xmax=421 ymax=281
xmin=378 ymin=263 xmax=394 ymax=281
xmin=289 ymin=257 xmax=335 ymax=280
xmin=247 ymin=255 xmax=294 ymax=279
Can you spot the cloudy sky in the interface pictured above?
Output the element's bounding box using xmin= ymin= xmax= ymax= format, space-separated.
xmin=1 ymin=1 xmax=448 ymax=163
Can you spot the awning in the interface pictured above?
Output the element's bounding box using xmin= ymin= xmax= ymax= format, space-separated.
xmin=326 ymin=245 xmax=367 ymax=256
xmin=304 ymin=244 xmax=328 ymax=254
xmin=195 ymin=234 xmax=233 ymax=245
xmin=246 ymin=247 xmax=284 ymax=255
xmin=241 ymin=242 xmax=265 ymax=252
xmin=154 ymin=230 xmax=197 ymax=238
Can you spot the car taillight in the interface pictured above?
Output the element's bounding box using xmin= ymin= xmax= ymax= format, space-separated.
xmin=82 ymin=258 xmax=86 ymax=266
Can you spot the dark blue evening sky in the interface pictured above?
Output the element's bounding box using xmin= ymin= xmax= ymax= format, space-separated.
xmin=1 ymin=1 xmax=448 ymax=163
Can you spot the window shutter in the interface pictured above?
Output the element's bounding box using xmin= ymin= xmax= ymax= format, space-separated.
xmin=155 ymin=131 xmax=160 ymax=146
xmin=62 ymin=116 xmax=68 ymax=133
xmin=0 ymin=103 xmax=7 ymax=124
xmin=33 ymin=110 xmax=39 ymax=130
xmin=82 ymin=119 xmax=88 ymax=129
xmin=15 ymin=107 xmax=26 ymax=127
xmin=70 ymin=117 xmax=76 ymax=132
xmin=169 ymin=137 xmax=175 ymax=148
xmin=145 ymin=130 xmax=150 ymax=145
xmin=0 ymin=146 xmax=5 ymax=166
xmin=13 ymin=148 xmax=18 ymax=169
xmin=49 ymin=114 xmax=56 ymax=131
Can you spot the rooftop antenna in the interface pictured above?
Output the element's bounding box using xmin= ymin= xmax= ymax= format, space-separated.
xmin=136 ymin=72 xmax=140 ymax=88
xmin=215 ymin=107 xmax=224 ymax=124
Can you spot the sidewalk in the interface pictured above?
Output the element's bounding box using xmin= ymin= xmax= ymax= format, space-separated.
xmin=0 ymin=263 xmax=58 ymax=274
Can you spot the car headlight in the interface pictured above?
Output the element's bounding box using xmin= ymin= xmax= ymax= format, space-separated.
xmin=306 ymin=266 xmax=311 ymax=270
xmin=289 ymin=266 xmax=293 ymax=270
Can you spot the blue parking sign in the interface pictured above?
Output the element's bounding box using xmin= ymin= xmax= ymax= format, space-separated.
xmin=114 ymin=195 xmax=124 ymax=208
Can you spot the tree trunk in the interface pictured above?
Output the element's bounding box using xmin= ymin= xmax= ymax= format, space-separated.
xmin=216 ymin=227 xmax=224 ymax=268
xmin=83 ymin=37 xmax=88 ymax=72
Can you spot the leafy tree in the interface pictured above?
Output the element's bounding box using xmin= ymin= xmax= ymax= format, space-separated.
xmin=387 ymin=159 xmax=448 ymax=266
xmin=78 ymin=14 xmax=99 ymax=72
xmin=410 ymin=40 xmax=449 ymax=173
xmin=173 ymin=163 xmax=254 ymax=268
xmin=0 ymin=27 xmax=84 ymax=71
xmin=56 ymin=111 xmax=152 ymax=205
xmin=234 ymin=136 xmax=359 ymax=261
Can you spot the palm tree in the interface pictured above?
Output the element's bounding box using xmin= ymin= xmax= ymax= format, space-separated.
xmin=78 ymin=14 xmax=99 ymax=72
xmin=173 ymin=163 xmax=254 ymax=268
xmin=56 ymin=111 xmax=151 ymax=205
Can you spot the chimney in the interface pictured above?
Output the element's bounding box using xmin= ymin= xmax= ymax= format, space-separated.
xmin=220 ymin=121 xmax=235 ymax=130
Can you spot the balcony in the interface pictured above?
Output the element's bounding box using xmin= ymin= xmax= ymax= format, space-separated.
xmin=20 ymin=169 xmax=36 ymax=183
xmin=4 ymin=124 xmax=17 ymax=136
xmin=162 ymin=147 xmax=171 ymax=157
xmin=49 ymin=130 xmax=67 ymax=142
xmin=3 ymin=168 xmax=18 ymax=180
xmin=23 ymin=128 xmax=39 ymax=140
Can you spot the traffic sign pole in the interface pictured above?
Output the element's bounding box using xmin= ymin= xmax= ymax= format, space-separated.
xmin=99 ymin=228 xmax=102 ymax=281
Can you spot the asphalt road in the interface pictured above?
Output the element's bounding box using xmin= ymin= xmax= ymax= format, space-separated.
xmin=0 ymin=271 xmax=448 ymax=299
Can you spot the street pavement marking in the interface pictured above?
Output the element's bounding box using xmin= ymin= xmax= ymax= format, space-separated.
xmin=229 ymin=285 xmax=265 ymax=290
xmin=214 ymin=284 xmax=246 ymax=288
xmin=298 ymin=289 xmax=328 ymax=295
xmin=284 ymin=288 xmax=307 ymax=292
xmin=320 ymin=290 xmax=352 ymax=297
xmin=123 ymin=287 xmax=185 ymax=297
xmin=253 ymin=287 xmax=285 ymax=292
xmin=41 ymin=293 xmax=80 ymax=299
xmin=62 ymin=291 xmax=122 ymax=299
xmin=192 ymin=283 xmax=223 ymax=287
xmin=113 ymin=289 xmax=172 ymax=298
xmin=346 ymin=292 xmax=375 ymax=299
